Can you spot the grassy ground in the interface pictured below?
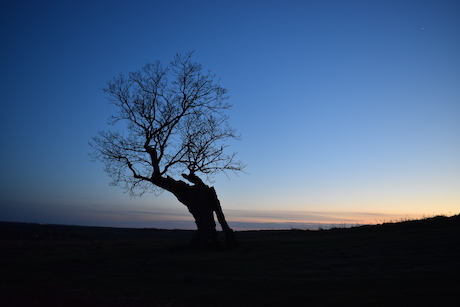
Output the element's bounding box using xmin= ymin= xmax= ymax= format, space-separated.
xmin=1 ymin=215 xmax=459 ymax=306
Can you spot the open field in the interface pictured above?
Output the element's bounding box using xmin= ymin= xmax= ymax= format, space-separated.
xmin=1 ymin=215 xmax=459 ymax=306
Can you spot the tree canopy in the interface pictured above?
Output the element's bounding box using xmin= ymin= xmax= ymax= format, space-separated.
xmin=90 ymin=52 xmax=245 ymax=196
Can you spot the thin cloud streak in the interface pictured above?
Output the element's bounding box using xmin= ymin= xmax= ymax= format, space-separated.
xmin=1 ymin=200 xmax=450 ymax=230
xmin=224 ymin=209 xmax=424 ymax=226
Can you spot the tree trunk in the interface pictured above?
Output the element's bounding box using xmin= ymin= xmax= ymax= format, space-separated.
xmin=187 ymin=184 xmax=238 ymax=248
xmin=187 ymin=203 xmax=219 ymax=247
xmin=207 ymin=186 xmax=238 ymax=247
xmin=152 ymin=175 xmax=237 ymax=248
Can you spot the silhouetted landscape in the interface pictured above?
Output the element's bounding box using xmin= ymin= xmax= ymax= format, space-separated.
xmin=1 ymin=214 xmax=459 ymax=306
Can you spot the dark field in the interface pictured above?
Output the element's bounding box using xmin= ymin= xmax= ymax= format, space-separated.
xmin=1 ymin=215 xmax=459 ymax=306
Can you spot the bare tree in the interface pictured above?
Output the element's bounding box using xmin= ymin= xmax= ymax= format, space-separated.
xmin=90 ymin=52 xmax=244 ymax=247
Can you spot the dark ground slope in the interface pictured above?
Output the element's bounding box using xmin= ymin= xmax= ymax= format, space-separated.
xmin=1 ymin=214 xmax=459 ymax=306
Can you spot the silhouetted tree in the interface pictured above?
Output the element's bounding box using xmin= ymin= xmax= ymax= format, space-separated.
xmin=90 ymin=52 xmax=244 ymax=247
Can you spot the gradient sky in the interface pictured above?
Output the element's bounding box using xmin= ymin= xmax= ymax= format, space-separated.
xmin=1 ymin=0 xmax=459 ymax=230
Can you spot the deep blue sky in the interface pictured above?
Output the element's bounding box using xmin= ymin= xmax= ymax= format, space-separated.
xmin=1 ymin=0 xmax=459 ymax=229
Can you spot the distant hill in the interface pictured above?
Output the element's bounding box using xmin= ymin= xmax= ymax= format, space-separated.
xmin=1 ymin=214 xmax=459 ymax=240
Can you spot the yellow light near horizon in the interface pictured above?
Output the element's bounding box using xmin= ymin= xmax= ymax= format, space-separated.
xmin=224 ymin=208 xmax=459 ymax=227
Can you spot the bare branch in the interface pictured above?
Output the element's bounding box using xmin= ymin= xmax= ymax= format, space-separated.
xmin=90 ymin=52 xmax=245 ymax=196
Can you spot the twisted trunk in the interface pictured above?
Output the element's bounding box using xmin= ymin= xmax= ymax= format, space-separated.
xmin=152 ymin=175 xmax=237 ymax=248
